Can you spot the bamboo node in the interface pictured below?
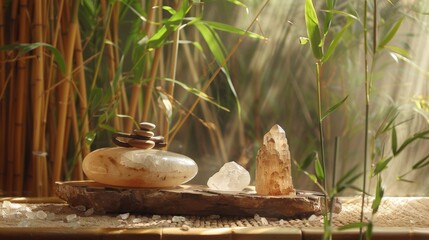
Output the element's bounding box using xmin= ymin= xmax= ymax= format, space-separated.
xmin=32 ymin=151 xmax=48 ymax=157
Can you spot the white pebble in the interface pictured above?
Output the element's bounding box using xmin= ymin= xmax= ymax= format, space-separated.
xmin=18 ymin=220 xmax=31 ymax=227
xmin=152 ymin=215 xmax=161 ymax=220
xmin=25 ymin=211 xmax=36 ymax=220
xmin=47 ymin=212 xmax=56 ymax=221
xmin=84 ymin=208 xmax=94 ymax=216
xmin=260 ymin=217 xmax=269 ymax=225
xmin=36 ymin=210 xmax=47 ymax=220
xmin=2 ymin=200 xmax=12 ymax=209
xmin=132 ymin=218 xmax=142 ymax=223
xmin=180 ymin=224 xmax=190 ymax=231
xmin=254 ymin=214 xmax=261 ymax=221
xmin=279 ymin=219 xmax=287 ymax=225
xmin=117 ymin=213 xmax=130 ymax=220
xmin=308 ymin=214 xmax=318 ymax=221
xmin=66 ymin=214 xmax=78 ymax=222
xmin=172 ymin=216 xmax=186 ymax=223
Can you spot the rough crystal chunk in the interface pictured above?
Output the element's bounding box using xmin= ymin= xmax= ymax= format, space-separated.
xmin=207 ymin=161 xmax=250 ymax=191
xmin=82 ymin=147 xmax=198 ymax=188
xmin=255 ymin=124 xmax=295 ymax=195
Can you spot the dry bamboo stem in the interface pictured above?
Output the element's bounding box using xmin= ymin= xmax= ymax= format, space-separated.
xmin=74 ymin=28 xmax=90 ymax=160
xmin=0 ymin=0 xmax=7 ymax=192
xmin=31 ymin=0 xmax=48 ymax=196
xmin=52 ymin=0 xmax=79 ymax=185
xmin=12 ymin=0 xmax=30 ymax=196
xmin=141 ymin=49 xmax=161 ymax=121
xmin=70 ymin=94 xmax=83 ymax=180
xmin=6 ymin=75 xmax=15 ymax=195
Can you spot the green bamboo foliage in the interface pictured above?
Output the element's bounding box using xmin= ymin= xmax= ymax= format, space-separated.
xmin=0 ymin=0 xmax=265 ymax=196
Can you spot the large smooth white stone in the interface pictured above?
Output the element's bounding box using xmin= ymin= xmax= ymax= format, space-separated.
xmin=82 ymin=147 xmax=198 ymax=188
xmin=207 ymin=161 xmax=250 ymax=191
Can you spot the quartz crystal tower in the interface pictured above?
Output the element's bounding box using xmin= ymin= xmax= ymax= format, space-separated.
xmin=255 ymin=125 xmax=295 ymax=195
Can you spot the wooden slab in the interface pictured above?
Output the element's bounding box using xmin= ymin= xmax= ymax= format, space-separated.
xmin=55 ymin=181 xmax=341 ymax=218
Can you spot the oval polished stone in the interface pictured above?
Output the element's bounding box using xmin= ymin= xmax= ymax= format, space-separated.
xmin=127 ymin=139 xmax=155 ymax=149
xmin=133 ymin=129 xmax=155 ymax=138
xmin=82 ymin=147 xmax=198 ymax=188
xmin=139 ymin=122 xmax=156 ymax=130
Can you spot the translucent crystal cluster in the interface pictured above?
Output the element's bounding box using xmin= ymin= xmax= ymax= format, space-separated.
xmin=207 ymin=161 xmax=250 ymax=191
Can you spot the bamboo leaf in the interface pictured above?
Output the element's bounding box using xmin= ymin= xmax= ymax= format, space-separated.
xmin=372 ymin=176 xmax=384 ymax=214
xmin=162 ymin=78 xmax=230 ymax=112
xmin=323 ymin=0 xmax=335 ymax=35
xmin=161 ymin=6 xmax=176 ymax=15
xmin=204 ymin=21 xmax=266 ymax=40
xmin=378 ymin=17 xmax=405 ymax=50
xmin=338 ymin=222 xmax=368 ymax=230
xmin=321 ymin=19 xmax=353 ymax=63
xmin=379 ymin=110 xmax=399 ymax=135
xmin=396 ymin=177 xmax=414 ymax=183
xmin=221 ymin=67 xmax=241 ymax=117
xmin=99 ymin=124 xmax=116 ymax=133
xmin=305 ymin=0 xmax=323 ymax=59
xmin=194 ymin=21 xmax=241 ymax=116
xmin=308 ymin=173 xmax=318 ymax=183
xmin=227 ymin=0 xmax=248 ymax=13
xmin=0 ymin=43 xmax=66 ymax=73
xmin=147 ymin=0 xmax=190 ymax=49
xmin=84 ymin=131 xmax=97 ymax=146
xmin=321 ymin=9 xmax=361 ymax=24
xmin=373 ymin=156 xmax=393 ymax=176
xmin=299 ymin=37 xmax=309 ymax=45
xmin=336 ymin=166 xmax=361 ymax=193
xmin=396 ymin=129 xmax=429 ymax=155
xmin=391 ymin=126 xmax=398 ymax=155
xmin=300 ymin=151 xmax=318 ymax=170
xmin=412 ymin=154 xmax=429 ymax=169
xmin=194 ymin=21 xmax=227 ymax=70
xmin=321 ymin=96 xmax=348 ymax=120
xmin=315 ymin=158 xmax=325 ymax=181
xmin=385 ymin=45 xmax=411 ymax=58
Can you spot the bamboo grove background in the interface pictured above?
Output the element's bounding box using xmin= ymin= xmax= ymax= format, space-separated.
xmin=1 ymin=0 xmax=429 ymax=197
xmin=0 ymin=0 xmax=266 ymax=197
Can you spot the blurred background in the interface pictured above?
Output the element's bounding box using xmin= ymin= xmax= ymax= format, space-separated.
xmin=1 ymin=0 xmax=428 ymax=197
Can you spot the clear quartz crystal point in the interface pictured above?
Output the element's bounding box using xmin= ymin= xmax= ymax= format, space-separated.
xmin=207 ymin=161 xmax=250 ymax=191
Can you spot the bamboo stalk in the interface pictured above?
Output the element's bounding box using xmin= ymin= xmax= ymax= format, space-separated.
xmin=52 ymin=0 xmax=79 ymax=185
xmin=0 ymin=0 xmax=7 ymax=193
xmin=141 ymin=49 xmax=161 ymax=122
xmin=74 ymin=28 xmax=90 ymax=161
xmin=70 ymin=94 xmax=83 ymax=180
xmin=31 ymin=0 xmax=48 ymax=196
xmin=12 ymin=0 xmax=30 ymax=196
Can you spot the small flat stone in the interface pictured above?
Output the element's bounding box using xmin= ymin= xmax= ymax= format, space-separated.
xmin=82 ymin=148 xmax=198 ymax=188
xmin=139 ymin=122 xmax=156 ymax=130
xmin=127 ymin=139 xmax=155 ymax=149
xmin=133 ymin=129 xmax=155 ymax=138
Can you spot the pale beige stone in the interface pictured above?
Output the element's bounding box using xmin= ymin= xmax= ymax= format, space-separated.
xmin=255 ymin=125 xmax=295 ymax=196
xmin=82 ymin=147 xmax=198 ymax=188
